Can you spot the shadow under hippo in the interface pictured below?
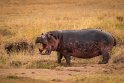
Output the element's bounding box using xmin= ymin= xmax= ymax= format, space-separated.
xmin=35 ymin=29 xmax=116 ymax=65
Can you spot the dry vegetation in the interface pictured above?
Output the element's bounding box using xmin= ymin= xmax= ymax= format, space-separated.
xmin=0 ymin=0 xmax=124 ymax=83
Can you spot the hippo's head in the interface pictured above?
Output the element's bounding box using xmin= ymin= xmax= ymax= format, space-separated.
xmin=35 ymin=32 xmax=60 ymax=55
xmin=35 ymin=33 xmax=48 ymax=47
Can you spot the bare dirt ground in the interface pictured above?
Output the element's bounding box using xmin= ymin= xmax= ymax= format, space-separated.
xmin=0 ymin=64 xmax=124 ymax=83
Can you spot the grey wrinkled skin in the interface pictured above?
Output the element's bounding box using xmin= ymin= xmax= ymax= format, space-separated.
xmin=35 ymin=29 xmax=116 ymax=65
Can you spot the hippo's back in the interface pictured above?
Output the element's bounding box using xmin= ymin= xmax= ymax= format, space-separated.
xmin=61 ymin=29 xmax=114 ymax=46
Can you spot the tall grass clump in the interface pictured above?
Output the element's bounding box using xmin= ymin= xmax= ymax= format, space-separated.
xmin=112 ymin=46 xmax=124 ymax=64
xmin=116 ymin=16 xmax=123 ymax=22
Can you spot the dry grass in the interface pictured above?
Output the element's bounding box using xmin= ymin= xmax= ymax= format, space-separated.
xmin=0 ymin=0 xmax=124 ymax=82
xmin=0 ymin=0 xmax=124 ymax=68
xmin=0 ymin=0 xmax=124 ymax=64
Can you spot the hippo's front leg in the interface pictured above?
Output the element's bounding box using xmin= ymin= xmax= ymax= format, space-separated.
xmin=63 ymin=54 xmax=71 ymax=66
xmin=57 ymin=52 xmax=63 ymax=64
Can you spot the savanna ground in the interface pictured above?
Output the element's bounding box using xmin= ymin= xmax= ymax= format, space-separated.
xmin=0 ymin=0 xmax=124 ymax=83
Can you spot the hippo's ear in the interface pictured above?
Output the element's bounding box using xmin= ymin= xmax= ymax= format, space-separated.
xmin=41 ymin=33 xmax=44 ymax=35
xmin=47 ymin=33 xmax=52 ymax=38
xmin=48 ymin=33 xmax=58 ymax=40
xmin=49 ymin=33 xmax=53 ymax=36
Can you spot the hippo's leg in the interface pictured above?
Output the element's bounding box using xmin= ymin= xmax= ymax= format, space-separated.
xmin=63 ymin=54 xmax=71 ymax=66
xmin=57 ymin=52 xmax=63 ymax=64
xmin=99 ymin=50 xmax=110 ymax=64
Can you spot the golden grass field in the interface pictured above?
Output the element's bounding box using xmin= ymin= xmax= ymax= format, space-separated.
xmin=0 ymin=0 xmax=124 ymax=83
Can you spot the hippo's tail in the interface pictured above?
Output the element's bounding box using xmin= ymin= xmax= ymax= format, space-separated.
xmin=113 ymin=37 xmax=116 ymax=46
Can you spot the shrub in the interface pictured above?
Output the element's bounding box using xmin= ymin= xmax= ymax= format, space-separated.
xmin=113 ymin=55 xmax=124 ymax=64
xmin=4 ymin=40 xmax=34 ymax=54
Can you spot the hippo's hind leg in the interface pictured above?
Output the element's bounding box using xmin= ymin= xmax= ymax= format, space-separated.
xmin=57 ymin=52 xmax=63 ymax=64
xmin=99 ymin=50 xmax=110 ymax=64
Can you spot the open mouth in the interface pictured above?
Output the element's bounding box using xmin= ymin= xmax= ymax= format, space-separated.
xmin=38 ymin=43 xmax=51 ymax=55
xmin=38 ymin=43 xmax=47 ymax=53
xmin=42 ymin=43 xmax=47 ymax=48
xmin=39 ymin=48 xmax=51 ymax=55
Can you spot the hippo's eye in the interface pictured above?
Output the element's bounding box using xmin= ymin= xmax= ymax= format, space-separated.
xmin=41 ymin=35 xmax=46 ymax=38
xmin=41 ymin=33 xmax=44 ymax=35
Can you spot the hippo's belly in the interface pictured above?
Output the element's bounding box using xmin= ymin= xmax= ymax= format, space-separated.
xmin=61 ymin=42 xmax=101 ymax=58
xmin=71 ymin=49 xmax=101 ymax=58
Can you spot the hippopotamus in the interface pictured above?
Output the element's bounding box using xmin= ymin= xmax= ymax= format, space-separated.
xmin=35 ymin=29 xmax=116 ymax=65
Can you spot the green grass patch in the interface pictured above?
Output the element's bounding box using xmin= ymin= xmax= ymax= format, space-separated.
xmin=0 ymin=55 xmax=8 ymax=68
xmin=0 ymin=56 xmax=7 ymax=64
xmin=115 ymin=23 xmax=124 ymax=30
xmin=10 ymin=61 xmax=22 ymax=68
xmin=6 ymin=75 xmax=23 ymax=79
xmin=0 ymin=75 xmax=48 ymax=83
xmin=27 ymin=60 xmax=59 ymax=69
